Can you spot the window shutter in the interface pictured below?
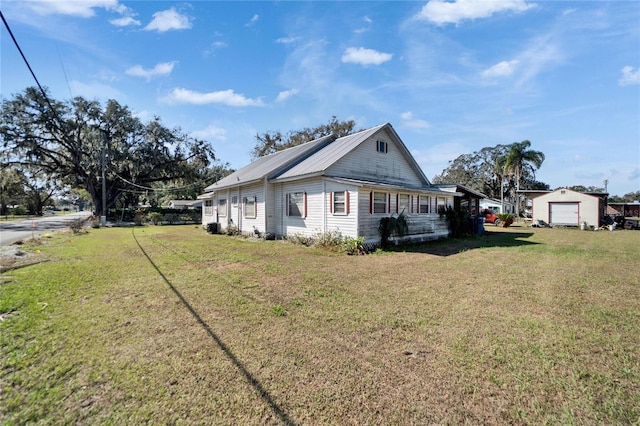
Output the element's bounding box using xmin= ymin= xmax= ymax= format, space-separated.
xmin=329 ymin=192 xmax=333 ymax=213
xmin=388 ymin=193 xmax=391 ymax=213
xmin=285 ymin=193 xmax=289 ymax=216
xmin=254 ymin=196 xmax=257 ymax=217
xmin=396 ymin=194 xmax=399 ymax=213
xmin=411 ymin=195 xmax=414 ymax=213
xmin=369 ymin=192 xmax=373 ymax=214
xmin=303 ymin=192 xmax=307 ymax=218
xmin=417 ymin=195 xmax=420 ymax=213
xmin=346 ymin=191 xmax=350 ymax=215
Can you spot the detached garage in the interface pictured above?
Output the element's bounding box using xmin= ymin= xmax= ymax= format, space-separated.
xmin=531 ymin=188 xmax=607 ymax=228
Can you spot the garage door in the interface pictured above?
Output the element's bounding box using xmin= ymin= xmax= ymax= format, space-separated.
xmin=549 ymin=202 xmax=579 ymax=225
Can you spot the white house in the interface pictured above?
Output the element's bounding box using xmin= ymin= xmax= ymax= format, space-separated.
xmin=530 ymin=188 xmax=607 ymax=227
xmin=198 ymin=123 xmax=458 ymax=245
xmin=479 ymin=198 xmax=515 ymax=214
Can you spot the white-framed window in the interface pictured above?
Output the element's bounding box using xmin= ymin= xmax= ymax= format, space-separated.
xmin=398 ymin=194 xmax=410 ymax=214
xmin=436 ymin=196 xmax=451 ymax=211
xmin=286 ymin=192 xmax=306 ymax=217
xmin=419 ymin=196 xmax=429 ymax=214
xmin=244 ymin=196 xmax=256 ymax=218
xmin=218 ymin=198 xmax=227 ymax=217
xmin=372 ymin=192 xmax=387 ymax=214
xmin=332 ymin=191 xmax=349 ymax=215
xmin=231 ymin=195 xmax=238 ymax=207
xmin=204 ymin=200 xmax=214 ymax=216
xmin=376 ymin=140 xmax=388 ymax=153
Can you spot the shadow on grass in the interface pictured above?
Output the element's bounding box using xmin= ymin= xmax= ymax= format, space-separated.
xmin=392 ymin=229 xmax=540 ymax=256
xmin=131 ymin=229 xmax=296 ymax=426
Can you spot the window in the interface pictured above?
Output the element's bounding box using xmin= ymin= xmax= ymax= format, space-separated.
xmin=204 ymin=200 xmax=213 ymax=216
xmin=376 ymin=140 xmax=388 ymax=153
xmin=419 ymin=196 xmax=429 ymax=214
xmin=332 ymin=191 xmax=349 ymax=215
xmin=437 ymin=196 xmax=447 ymax=212
xmin=372 ymin=192 xmax=387 ymax=214
xmin=398 ymin=194 xmax=410 ymax=214
xmin=286 ymin=192 xmax=306 ymax=217
xmin=244 ymin=196 xmax=256 ymax=218
xmin=231 ymin=196 xmax=238 ymax=207
xmin=218 ymin=198 xmax=227 ymax=217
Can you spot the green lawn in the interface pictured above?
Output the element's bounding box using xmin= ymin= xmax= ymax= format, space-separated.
xmin=1 ymin=225 xmax=639 ymax=424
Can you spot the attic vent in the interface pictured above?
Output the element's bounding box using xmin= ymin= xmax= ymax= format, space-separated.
xmin=376 ymin=140 xmax=388 ymax=153
xmin=561 ymin=190 xmax=566 ymax=195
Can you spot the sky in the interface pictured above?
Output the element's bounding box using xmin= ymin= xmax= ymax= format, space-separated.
xmin=1 ymin=0 xmax=639 ymax=197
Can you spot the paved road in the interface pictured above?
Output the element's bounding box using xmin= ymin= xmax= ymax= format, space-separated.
xmin=0 ymin=212 xmax=92 ymax=246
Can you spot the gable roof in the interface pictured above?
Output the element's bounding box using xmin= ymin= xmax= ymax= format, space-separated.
xmin=203 ymin=134 xmax=335 ymax=192
xmin=272 ymin=123 xmax=430 ymax=185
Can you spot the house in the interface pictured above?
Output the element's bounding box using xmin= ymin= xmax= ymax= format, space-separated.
xmin=479 ymin=197 xmax=516 ymax=214
xmin=198 ymin=123 xmax=459 ymax=245
xmin=530 ymin=188 xmax=607 ymax=227
xmin=166 ymin=199 xmax=202 ymax=209
xmin=432 ymin=184 xmax=486 ymax=216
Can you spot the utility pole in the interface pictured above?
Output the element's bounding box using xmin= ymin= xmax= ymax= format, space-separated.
xmin=101 ymin=130 xmax=107 ymax=226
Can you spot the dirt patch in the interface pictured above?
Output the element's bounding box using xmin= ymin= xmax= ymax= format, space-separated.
xmin=0 ymin=240 xmax=45 ymax=272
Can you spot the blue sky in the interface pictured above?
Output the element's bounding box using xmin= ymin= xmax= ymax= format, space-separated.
xmin=2 ymin=0 xmax=639 ymax=197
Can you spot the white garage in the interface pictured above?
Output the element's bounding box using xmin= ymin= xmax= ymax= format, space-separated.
xmin=531 ymin=188 xmax=607 ymax=228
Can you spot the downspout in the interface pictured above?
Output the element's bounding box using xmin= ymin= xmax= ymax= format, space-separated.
xmin=263 ymin=178 xmax=269 ymax=234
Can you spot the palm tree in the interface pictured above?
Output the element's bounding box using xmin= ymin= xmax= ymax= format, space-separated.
xmin=493 ymin=154 xmax=508 ymax=213
xmin=504 ymin=140 xmax=545 ymax=218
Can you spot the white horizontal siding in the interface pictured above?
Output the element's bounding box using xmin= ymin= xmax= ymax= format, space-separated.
xmin=279 ymin=178 xmax=324 ymax=237
xmin=327 ymin=132 xmax=424 ymax=187
xmin=325 ymin=181 xmax=358 ymax=238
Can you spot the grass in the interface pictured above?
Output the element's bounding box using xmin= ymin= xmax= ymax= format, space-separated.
xmin=1 ymin=224 xmax=639 ymax=424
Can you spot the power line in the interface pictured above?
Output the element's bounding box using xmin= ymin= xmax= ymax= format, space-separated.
xmin=0 ymin=10 xmax=58 ymax=113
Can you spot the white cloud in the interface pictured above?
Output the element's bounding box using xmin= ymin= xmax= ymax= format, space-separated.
xmin=416 ymin=0 xmax=536 ymax=25
xmin=69 ymin=80 xmax=124 ymax=100
xmin=110 ymin=16 xmax=141 ymax=27
xmin=162 ymin=88 xmax=264 ymax=107
xmin=276 ymin=89 xmax=299 ymax=103
xmin=126 ymin=62 xmax=177 ymax=80
xmin=204 ymin=41 xmax=228 ymax=56
xmin=354 ymin=16 xmax=373 ymax=34
xmin=400 ymin=112 xmax=431 ymax=129
xmin=619 ymin=66 xmax=640 ymax=86
xmin=26 ymin=0 xmax=125 ymax=17
xmin=481 ymin=60 xmax=520 ymax=78
xmin=245 ymin=14 xmax=259 ymax=27
xmin=191 ymin=125 xmax=227 ymax=141
xmin=341 ymin=47 xmax=392 ymax=66
xmin=275 ymin=36 xmax=300 ymax=44
xmin=145 ymin=8 xmax=192 ymax=32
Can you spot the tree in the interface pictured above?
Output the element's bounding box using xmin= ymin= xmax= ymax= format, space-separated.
xmin=252 ymin=116 xmax=357 ymax=158
xmin=1 ymin=87 xmax=218 ymax=217
xmin=504 ymin=140 xmax=545 ymax=217
xmin=608 ymin=191 xmax=640 ymax=203
xmin=432 ymin=144 xmax=514 ymax=200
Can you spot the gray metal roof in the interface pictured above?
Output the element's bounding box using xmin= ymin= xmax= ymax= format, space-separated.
xmin=273 ymin=123 xmax=430 ymax=185
xmin=203 ymin=134 xmax=335 ymax=192
xmin=272 ymin=124 xmax=387 ymax=180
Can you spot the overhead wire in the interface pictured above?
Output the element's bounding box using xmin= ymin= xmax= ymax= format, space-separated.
xmin=0 ymin=10 xmax=58 ymax=113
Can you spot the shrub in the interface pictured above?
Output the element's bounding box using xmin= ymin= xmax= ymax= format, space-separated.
xmin=379 ymin=212 xmax=409 ymax=249
xmin=496 ymin=213 xmax=515 ymax=227
xmin=314 ymin=231 xmax=343 ymax=249
xmin=148 ymin=212 xmax=163 ymax=225
xmin=438 ymin=206 xmax=472 ymax=237
xmin=341 ymin=236 xmax=366 ymax=255
xmin=68 ymin=218 xmax=87 ymax=234
xmin=225 ymin=225 xmax=240 ymax=236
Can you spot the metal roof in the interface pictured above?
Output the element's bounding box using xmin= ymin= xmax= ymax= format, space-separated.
xmin=203 ymin=134 xmax=335 ymax=192
xmin=273 ymin=123 xmax=430 ymax=185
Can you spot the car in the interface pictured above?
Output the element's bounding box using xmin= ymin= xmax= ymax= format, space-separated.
xmin=481 ymin=209 xmax=501 ymax=226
